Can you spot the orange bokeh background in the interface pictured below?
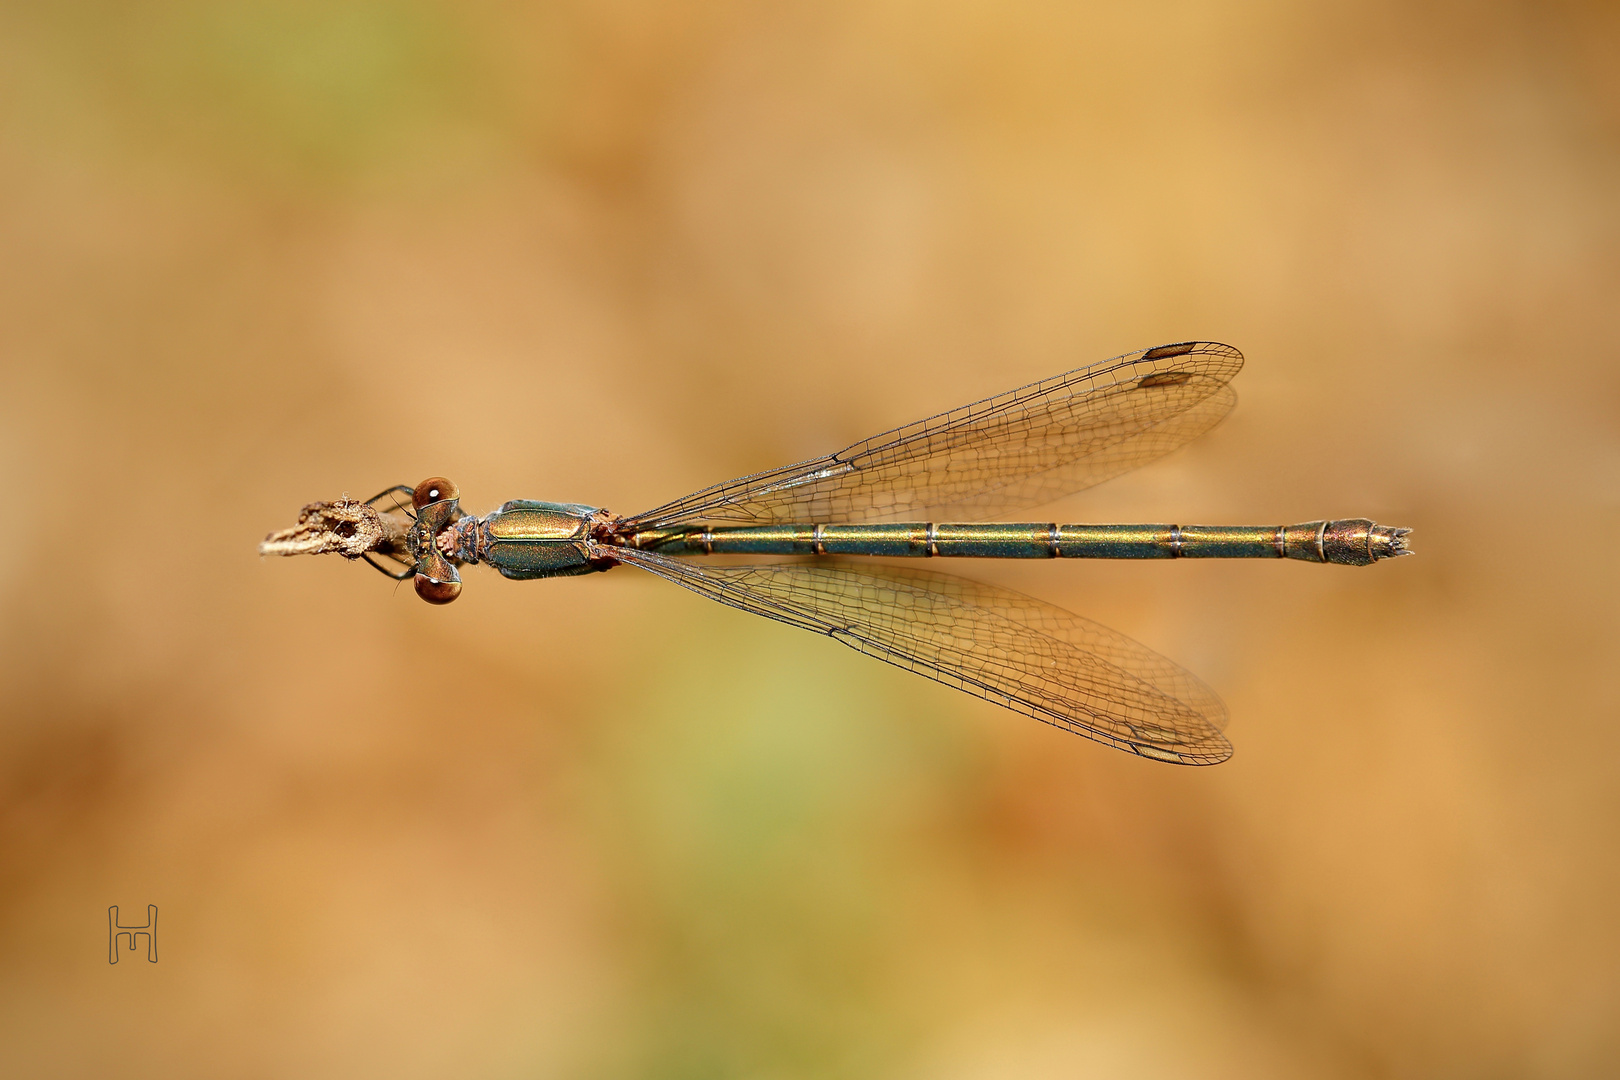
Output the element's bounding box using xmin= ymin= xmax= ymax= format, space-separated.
xmin=2 ymin=3 xmax=1617 ymax=1077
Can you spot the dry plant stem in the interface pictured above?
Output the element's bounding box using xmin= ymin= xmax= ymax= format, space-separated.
xmin=259 ymin=499 xmax=411 ymax=562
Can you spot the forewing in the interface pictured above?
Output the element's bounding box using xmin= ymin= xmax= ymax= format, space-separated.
xmin=610 ymin=546 xmax=1231 ymax=764
xmin=622 ymin=342 xmax=1242 ymax=529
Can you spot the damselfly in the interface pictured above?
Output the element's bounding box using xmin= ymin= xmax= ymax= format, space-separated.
xmin=262 ymin=342 xmax=1410 ymax=764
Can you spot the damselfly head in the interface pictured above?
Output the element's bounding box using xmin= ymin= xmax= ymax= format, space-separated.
xmin=409 ymin=476 xmax=464 ymax=604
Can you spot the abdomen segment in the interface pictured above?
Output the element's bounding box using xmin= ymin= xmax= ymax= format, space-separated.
xmin=624 ymin=519 xmax=1411 ymax=566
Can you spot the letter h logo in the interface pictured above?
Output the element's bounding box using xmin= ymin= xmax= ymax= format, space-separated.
xmin=108 ymin=905 xmax=157 ymax=964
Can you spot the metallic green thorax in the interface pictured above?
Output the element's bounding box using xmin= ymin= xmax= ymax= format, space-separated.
xmin=453 ymin=500 xmax=609 ymax=579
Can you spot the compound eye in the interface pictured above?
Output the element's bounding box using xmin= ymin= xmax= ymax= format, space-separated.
xmin=414 ymin=574 xmax=462 ymax=605
xmin=412 ymin=476 xmax=459 ymax=510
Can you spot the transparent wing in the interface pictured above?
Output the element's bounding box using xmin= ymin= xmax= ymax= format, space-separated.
xmin=611 ymin=546 xmax=1231 ymax=765
xmin=622 ymin=342 xmax=1242 ymax=529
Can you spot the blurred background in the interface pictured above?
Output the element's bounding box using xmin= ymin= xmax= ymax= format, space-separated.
xmin=2 ymin=2 xmax=1617 ymax=1077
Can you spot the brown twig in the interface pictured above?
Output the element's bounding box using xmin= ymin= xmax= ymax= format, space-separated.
xmin=259 ymin=499 xmax=411 ymax=562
